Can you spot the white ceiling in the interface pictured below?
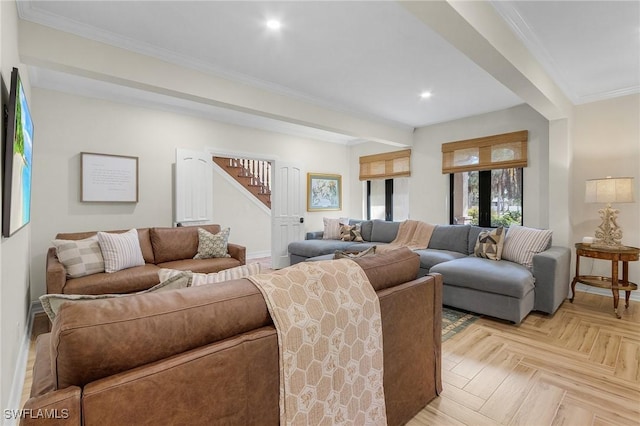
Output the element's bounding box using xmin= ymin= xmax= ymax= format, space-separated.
xmin=17 ymin=1 xmax=640 ymax=140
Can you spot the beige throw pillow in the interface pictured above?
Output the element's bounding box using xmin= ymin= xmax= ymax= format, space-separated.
xmin=339 ymin=223 xmax=363 ymax=242
xmin=334 ymin=246 xmax=376 ymax=259
xmin=194 ymin=227 xmax=231 ymax=259
xmin=40 ymin=271 xmax=193 ymax=322
xmin=97 ymin=229 xmax=145 ymax=273
xmin=159 ymin=263 xmax=262 ymax=287
xmin=474 ymin=227 xmax=505 ymax=261
xmin=52 ymin=236 xmax=105 ymax=278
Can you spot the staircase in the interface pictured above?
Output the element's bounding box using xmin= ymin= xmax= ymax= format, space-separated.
xmin=212 ymin=156 xmax=271 ymax=209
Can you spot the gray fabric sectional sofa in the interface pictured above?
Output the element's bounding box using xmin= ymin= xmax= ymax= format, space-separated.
xmin=288 ymin=219 xmax=571 ymax=324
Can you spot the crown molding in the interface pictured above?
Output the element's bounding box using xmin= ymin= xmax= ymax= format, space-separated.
xmin=574 ymin=85 xmax=640 ymax=105
xmin=490 ymin=1 xmax=580 ymax=105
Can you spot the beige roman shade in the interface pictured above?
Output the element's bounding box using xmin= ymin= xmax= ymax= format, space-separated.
xmin=441 ymin=130 xmax=528 ymax=174
xmin=359 ymin=149 xmax=411 ymax=181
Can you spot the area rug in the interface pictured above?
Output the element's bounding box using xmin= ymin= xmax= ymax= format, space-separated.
xmin=442 ymin=307 xmax=479 ymax=342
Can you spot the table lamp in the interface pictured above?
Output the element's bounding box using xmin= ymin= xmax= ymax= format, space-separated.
xmin=585 ymin=176 xmax=635 ymax=248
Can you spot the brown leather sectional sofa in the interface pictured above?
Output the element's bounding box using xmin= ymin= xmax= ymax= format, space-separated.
xmin=46 ymin=224 xmax=246 ymax=295
xmin=24 ymin=248 xmax=442 ymax=425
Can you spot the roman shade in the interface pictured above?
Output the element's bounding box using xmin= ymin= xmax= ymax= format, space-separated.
xmin=441 ymin=130 xmax=528 ymax=174
xmin=359 ymin=149 xmax=411 ymax=181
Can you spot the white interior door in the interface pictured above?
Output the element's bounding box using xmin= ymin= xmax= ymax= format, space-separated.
xmin=271 ymin=162 xmax=304 ymax=269
xmin=175 ymin=149 xmax=213 ymax=226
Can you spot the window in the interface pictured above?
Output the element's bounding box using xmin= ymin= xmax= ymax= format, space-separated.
xmin=365 ymin=178 xmax=409 ymax=221
xmin=442 ymin=130 xmax=527 ymax=228
xmin=450 ymin=168 xmax=522 ymax=227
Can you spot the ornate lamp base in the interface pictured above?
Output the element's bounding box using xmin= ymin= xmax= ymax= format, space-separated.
xmin=592 ymin=203 xmax=624 ymax=249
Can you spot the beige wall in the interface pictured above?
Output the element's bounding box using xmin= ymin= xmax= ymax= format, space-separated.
xmin=571 ymin=94 xmax=640 ymax=284
xmin=1 ymin=0 xmax=33 ymax=412
xmin=29 ymin=88 xmax=355 ymax=299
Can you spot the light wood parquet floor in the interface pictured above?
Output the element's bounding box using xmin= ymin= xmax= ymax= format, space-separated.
xmin=409 ymin=292 xmax=640 ymax=426
xmin=21 ymin=291 xmax=640 ymax=425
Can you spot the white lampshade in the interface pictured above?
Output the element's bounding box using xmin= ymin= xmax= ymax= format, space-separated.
xmin=585 ymin=177 xmax=635 ymax=204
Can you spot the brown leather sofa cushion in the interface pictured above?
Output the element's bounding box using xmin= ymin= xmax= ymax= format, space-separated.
xmin=150 ymin=225 xmax=221 ymax=264
xmin=56 ymin=228 xmax=155 ymax=264
xmin=50 ymin=248 xmax=420 ymax=389
xmin=51 ymin=278 xmax=271 ymax=389
xmin=157 ymin=257 xmax=241 ymax=273
xmin=61 ymin=264 xmax=161 ymax=295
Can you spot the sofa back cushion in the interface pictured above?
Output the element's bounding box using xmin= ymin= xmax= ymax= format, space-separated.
xmin=370 ymin=220 xmax=401 ymax=243
xmin=50 ymin=278 xmax=271 ymax=389
xmin=428 ymin=225 xmax=470 ymax=254
xmin=56 ymin=228 xmax=154 ymax=264
xmin=150 ymin=225 xmax=221 ymax=264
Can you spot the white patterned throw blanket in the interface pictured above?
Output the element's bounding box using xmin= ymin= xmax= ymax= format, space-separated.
xmin=248 ymin=259 xmax=387 ymax=425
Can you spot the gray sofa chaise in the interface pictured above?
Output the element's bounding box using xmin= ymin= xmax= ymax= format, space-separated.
xmin=288 ymin=220 xmax=571 ymax=324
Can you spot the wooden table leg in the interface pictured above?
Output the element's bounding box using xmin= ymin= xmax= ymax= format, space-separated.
xmin=623 ymin=261 xmax=631 ymax=309
xmin=570 ymin=253 xmax=580 ymax=303
xmin=612 ymin=260 xmax=621 ymax=319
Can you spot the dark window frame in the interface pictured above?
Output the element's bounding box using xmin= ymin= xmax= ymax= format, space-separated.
xmin=366 ymin=179 xmax=394 ymax=221
xmin=449 ymin=168 xmax=523 ymax=228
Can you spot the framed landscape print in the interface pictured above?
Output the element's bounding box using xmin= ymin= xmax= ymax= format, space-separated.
xmin=307 ymin=173 xmax=342 ymax=211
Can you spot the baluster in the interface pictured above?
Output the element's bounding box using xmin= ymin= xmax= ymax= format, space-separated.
xmin=266 ymin=163 xmax=271 ymax=193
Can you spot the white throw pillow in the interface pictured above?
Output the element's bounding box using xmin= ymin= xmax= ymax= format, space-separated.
xmin=501 ymin=225 xmax=552 ymax=269
xmin=322 ymin=217 xmax=350 ymax=240
xmin=52 ymin=236 xmax=105 ymax=278
xmin=97 ymin=229 xmax=146 ymax=273
xmin=159 ymin=263 xmax=262 ymax=287
xmin=40 ymin=271 xmax=193 ymax=322
xmin=194 ymin=227 xmax=231 ymax=259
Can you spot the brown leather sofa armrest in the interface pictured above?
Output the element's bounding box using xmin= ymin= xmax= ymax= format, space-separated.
xmin=46 ymin=247 xmax=66 ymax=295
xmin=227 ymin=243 xmax=246 ymax=265
xmin=31 ymin=334 xmax=56 ymax=398
xmin=20 ymin=386 xmax=81 ymax=426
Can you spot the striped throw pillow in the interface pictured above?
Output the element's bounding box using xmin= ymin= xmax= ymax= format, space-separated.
xmin=97 ymin=229 xmax=146 ymax=273
xmin=323 ymin=217 xmax=349 ymax=240
xmin=501 ymin=225 xmax=552 ymax=269
xmin=52 ymin=236 xmax=105 ymax=278
xmin=158 ymin=263 xmax=262 ymax=287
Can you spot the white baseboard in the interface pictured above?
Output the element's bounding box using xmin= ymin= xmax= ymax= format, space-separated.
xmin=576 ymin=283 xmax=640 ymax=302
xmin=5 ymin=301 xmax=43 ymax=425
xmin=247 ymin=251 xmax=271 ymax=260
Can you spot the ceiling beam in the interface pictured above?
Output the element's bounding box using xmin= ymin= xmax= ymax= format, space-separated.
xmin=18 ymin=20 xmax=414 ymax=146
xmin=400 ymin=0 xmax=573 ymax=121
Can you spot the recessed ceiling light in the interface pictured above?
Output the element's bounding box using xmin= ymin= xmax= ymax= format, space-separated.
xmin=420 ymin=91 xmax=432 ymax=99
xmin=266 ymin=19 xmax=282 ymax=30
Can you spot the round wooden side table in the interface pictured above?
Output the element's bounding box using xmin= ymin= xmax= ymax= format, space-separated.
xmin=570 ymin=243 xmax=639 ymax=318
